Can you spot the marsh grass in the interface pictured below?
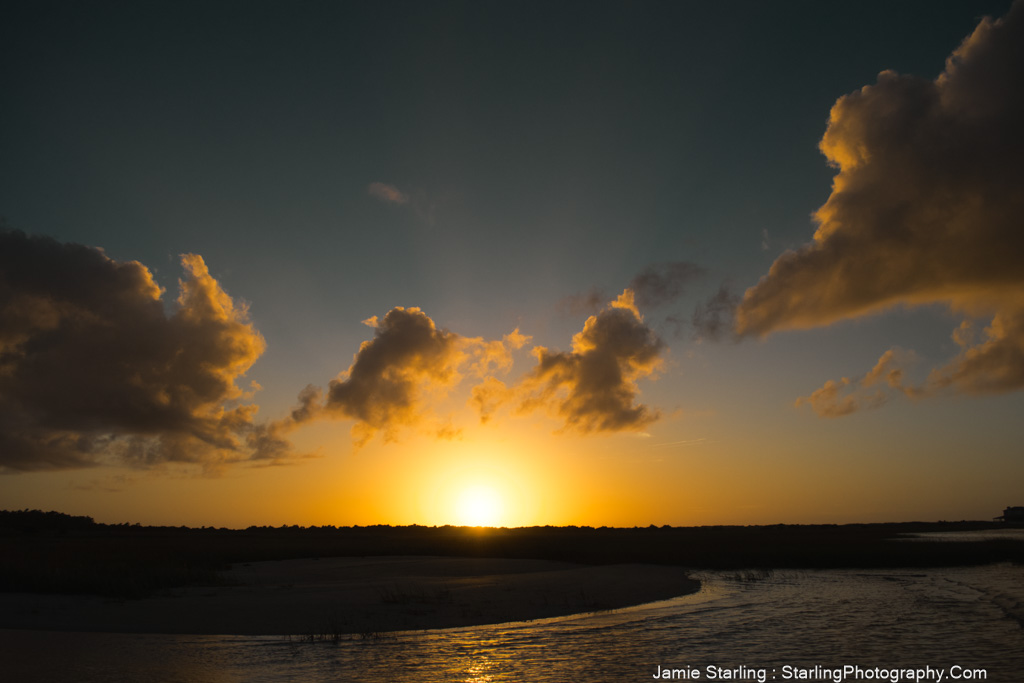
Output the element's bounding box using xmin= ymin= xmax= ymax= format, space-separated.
xmin=723 ymin=569 xmax=776 ymax=583
xmin=291 ymin=616 xmax=395 ymax=643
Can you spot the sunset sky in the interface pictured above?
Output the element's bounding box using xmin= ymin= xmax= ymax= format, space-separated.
xmin=2 ymin=0 xmax=1022 ymax=528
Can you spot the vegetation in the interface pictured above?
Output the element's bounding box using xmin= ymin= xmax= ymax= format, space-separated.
xmin=1 ymin=510 xmax=1021 ymax=600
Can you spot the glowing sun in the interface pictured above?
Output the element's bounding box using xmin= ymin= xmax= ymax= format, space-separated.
xmin=456 ymin=485 xmax=503 ymax=527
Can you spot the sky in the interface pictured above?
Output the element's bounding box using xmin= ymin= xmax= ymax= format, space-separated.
xmin=1 ymin=0 xmax=1022 ymax=528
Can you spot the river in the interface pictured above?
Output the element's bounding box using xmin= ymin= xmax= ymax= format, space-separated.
xmin=2 ymin=561 xmax=1021 ymax=682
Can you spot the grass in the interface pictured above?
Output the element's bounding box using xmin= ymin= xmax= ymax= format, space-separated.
xmin=723 ymin=569 xmax=776 ymax=582
xmin=289 ymin=614 xmax=396 ymax=643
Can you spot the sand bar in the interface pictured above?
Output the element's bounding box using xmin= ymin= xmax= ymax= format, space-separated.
xmin=0 ymin=556 xmax=699 ymax=635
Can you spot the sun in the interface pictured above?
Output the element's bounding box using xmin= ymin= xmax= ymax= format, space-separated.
xmin=456 ymin=485 xmax=503 ymax=527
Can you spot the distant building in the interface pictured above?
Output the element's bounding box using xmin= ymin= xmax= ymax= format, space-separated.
xmin=995 ymin=506 xmax=1024 ymax=522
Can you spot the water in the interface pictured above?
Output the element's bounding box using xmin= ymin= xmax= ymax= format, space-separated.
xmin=899 ymin=529 xmax=1024 ymax=543
xmin=2 ymin=564 xmax=1022 ymax=682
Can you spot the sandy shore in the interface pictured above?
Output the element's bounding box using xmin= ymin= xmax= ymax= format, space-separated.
xmin=0 ymin=556 xmax=699 ymax=636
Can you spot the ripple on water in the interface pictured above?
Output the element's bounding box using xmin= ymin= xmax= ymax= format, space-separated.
xmin=2 ymin=564 xmax=1022 ymax=683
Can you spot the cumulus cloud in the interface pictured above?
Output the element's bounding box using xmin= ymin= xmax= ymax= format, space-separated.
xmin=0 ymin=231 xmax=266 ymax=472
xmin=323 ymin=308 xmax=464 ymax=445
xmin=277 ymin=306 xmax=530 ymax=446
xmin=736 ymin=2 xmax=1024 ymax=408
xmin=514 ymin=289 xmax=664 ymax=433
xmin=267 ymin=293 xmax=663 ymax=446
xmin=367 ymin=182 xmax=409 ymax=205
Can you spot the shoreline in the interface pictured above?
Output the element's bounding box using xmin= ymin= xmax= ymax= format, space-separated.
xmin=0 ymin=556 xmax=700 ymax=636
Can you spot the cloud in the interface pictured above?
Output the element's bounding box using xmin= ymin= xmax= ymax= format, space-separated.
xmin=280 ymin=306 xmax=529 ymax=446
xmin=515 ymin=289 xmax=664 ymax=433
xmin=736 ymin=3 xmax=1024 ymax=406
xmin=469 ymin=377 xmax=510 ymax=425
xmin=926 ymin=303 xmax=1024 ymax=394
xmin=801 ymin=307 xmax=1024 ymax=416
xmin=558 ymin=286 xmax=607 ymax=317
xmin=559 ymin=262 xmax=703 ymax=316
xmin=367 ymin=182 xmax=409 ymax=205
xmin=323 ymin=307 xmax=464 ymax=445
xmin=795 ymin=378 xmax=867 ymax=418
xmin=691 ymin=283 xmax=741 ymax=343
xmin=796 ymin=348 xmax=918 ymax=418
xmin=628 ymin=262 xmax=704 ymax=310
xmin=270 ymin=293 xmax=661 ymax=445
xmin=0 ymin=231 xmax=266 ymax=472
xmin=367 ymin=182 xmax=441 ymax=226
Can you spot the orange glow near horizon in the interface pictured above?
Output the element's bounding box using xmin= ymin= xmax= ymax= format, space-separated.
xmin=405 ymin=433 xmax=547 ymax=528
xmin=454 ymin=485 xmax=503 ymax=527
xmin=14 ymin=403 xmax=1016 ymax=531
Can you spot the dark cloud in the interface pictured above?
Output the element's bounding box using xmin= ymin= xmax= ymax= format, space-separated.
xmin=323 ymin=307 xmax=464 ymax=445
xmin=278 ymin=307 xmax=529 ymax=446
xmin=517 ymin=290 xmax=664 ymax=433
xmin=559 ymin=262 xmax=703 ymax=317
xmin=0 ymin=231 xmax=266 ymax=472
xmin=691 ymin=283 xmax=741 ymax=343
xmin=736 ymin=3 xmax=1024 ymax=409
xmin=628 ymin=262 xmax=704 ymax=310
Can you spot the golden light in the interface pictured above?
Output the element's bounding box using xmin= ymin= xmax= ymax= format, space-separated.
xmin=378 ymin=427 xmax=568 ymax=527
xmin=456 ymin=485 xmax=502 ymax=527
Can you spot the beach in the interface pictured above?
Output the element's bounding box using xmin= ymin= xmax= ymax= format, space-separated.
xmin=0 ymin=556 xmax=699 ymax=636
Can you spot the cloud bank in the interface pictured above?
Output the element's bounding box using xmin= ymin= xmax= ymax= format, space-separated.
xmin=2 ymin=233 xmax=671 ymax=468
xmin=737 ymin=2 xmax=1024 ymax=409
xmin=0 ymin=231 xmax=265 ymax=472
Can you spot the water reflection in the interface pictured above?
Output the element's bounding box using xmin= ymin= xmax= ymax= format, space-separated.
xmin=900 ymin=529 xmax=1024 ymax=542
xmin=3 ymin=564 xmax=1022 ymax=682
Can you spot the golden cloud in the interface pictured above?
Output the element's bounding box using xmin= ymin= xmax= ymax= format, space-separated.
xmin=279 ymin=306 xmax=529 ymax=446
xmin=0 ymin=231 xmax=265 ymax=472
xmin=796 ymin=348 xmax=917 ymax=418
xmin=281 ymin=291 xmax=666 ymax=444
xmin=736 ymin=3 xmax=1024 ymax=409
xmin=514 ymin=289 xmax=664 ymax=433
